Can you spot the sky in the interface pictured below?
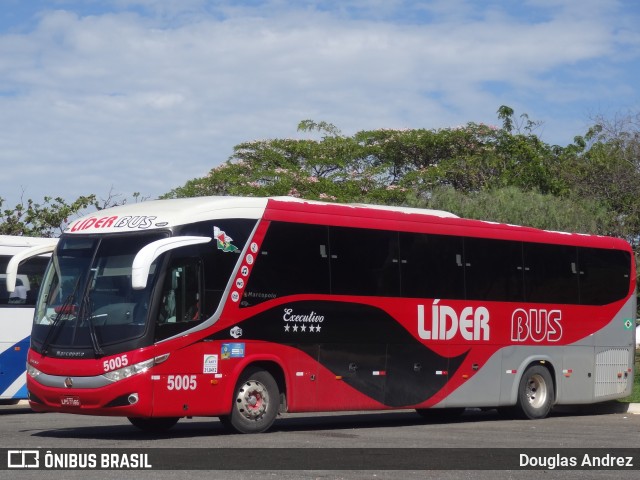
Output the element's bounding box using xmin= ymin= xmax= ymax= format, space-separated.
xmin=1 ymin=0 xmax=639 ymax=208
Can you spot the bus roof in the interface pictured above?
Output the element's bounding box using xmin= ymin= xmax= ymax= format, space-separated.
xmin=62 ymin=196 xmax=630 ymax=251
xmin=0 ymin=235 xmax=58 ymax=255
xmin=274 ymin=197 xmax=458 ymax=218
xmin=64 ymin=196 xmax=458 ymax=235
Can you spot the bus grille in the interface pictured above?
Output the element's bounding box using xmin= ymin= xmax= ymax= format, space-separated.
xmin=594 ymin=348 xmax=631 ymax=398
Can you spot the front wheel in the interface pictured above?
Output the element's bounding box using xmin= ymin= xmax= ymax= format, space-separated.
xmin=128 ymin=417 xmax=179 ymax=432
xmin=220 ymin=368 xmax=280 ymax=434
xmin=515 ymin=365 xmax=554 ymax=419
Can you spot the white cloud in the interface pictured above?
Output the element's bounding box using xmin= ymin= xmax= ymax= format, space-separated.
xmin=0 ymin=1 xmax=638 ymax=208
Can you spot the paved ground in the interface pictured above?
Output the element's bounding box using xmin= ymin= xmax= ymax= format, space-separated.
xmin=1 ymin=400 xmax=640 ymax=479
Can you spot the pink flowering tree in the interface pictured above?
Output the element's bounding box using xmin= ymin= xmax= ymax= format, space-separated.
xmin=164 ymin=106 xmax=565 ymax=206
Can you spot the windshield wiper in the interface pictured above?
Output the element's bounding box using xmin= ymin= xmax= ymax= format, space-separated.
xmin=81 ymin=295 xmax=104 ymax=357
xmin=40 ymin=283 xmax=79 ymax=356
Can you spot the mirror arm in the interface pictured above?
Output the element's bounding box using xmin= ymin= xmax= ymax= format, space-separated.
xmin=131 ymin=236 xmax=211 ymax=290
xmin=5 ymin=240 xmax=58 ymax=292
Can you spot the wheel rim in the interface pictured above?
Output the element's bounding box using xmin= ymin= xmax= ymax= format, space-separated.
xmin=235 ymin=379 xmax=269 ymax=421
xmin=525 ymin=373 xmax=548 ymax=409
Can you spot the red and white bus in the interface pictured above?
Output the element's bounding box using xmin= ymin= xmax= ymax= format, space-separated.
xmin=11 ymin=196 xmax=636 ymax=433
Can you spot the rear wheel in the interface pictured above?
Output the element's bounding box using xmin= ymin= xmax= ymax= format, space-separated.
xmin=220 ymin=368 xmax=280 ymax=434
xmin=128 ymin=417 xmax=179 ymax=432
xmin=515 ymin=365 xmax=554 ymax=419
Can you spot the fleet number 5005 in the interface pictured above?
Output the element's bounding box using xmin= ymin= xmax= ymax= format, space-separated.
xmin=103 ymin=355 xmax=129 ymax=372
xmin=167 ymin=375 xmax=197 ymax=391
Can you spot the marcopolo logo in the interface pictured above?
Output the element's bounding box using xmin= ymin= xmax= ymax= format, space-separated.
xmin=417 ymin=300 xmax=490 ymax=341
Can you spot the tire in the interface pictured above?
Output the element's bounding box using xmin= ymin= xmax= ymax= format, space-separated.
xmin=515 ymin=365 xmax=554 ymax=419
xmin=222 ymin=367 xmax=280 ymax=434
xmin=128 ymin=416 xmax=180 ymax=432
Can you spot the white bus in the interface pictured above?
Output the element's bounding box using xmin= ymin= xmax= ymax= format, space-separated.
xmin=0 ymin=235 xmax=57 ymax=401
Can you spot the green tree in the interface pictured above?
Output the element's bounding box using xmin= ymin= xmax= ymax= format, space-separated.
xmin=164 ymin=120 xmax=407 ymax=204
xmin=0 ymin=189 xmax=147 ymax=238
xmin=413 ymin=186 xmax=616 ymax=236
xmin=162 ymin=106 xmax=640 ymax=244
xmin=560 ymin=112 xmax=640 ymax=241
xmin=165 ymin=107 xmax=566 ymax=206
xmin=0 ymin=194 xmax=97 ymax=237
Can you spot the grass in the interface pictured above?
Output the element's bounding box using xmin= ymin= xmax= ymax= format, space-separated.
xmin=619 ymin=350 xmax=640 ymax=403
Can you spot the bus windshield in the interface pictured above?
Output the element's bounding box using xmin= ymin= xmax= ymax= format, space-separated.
xmin=32 ymin=232 xmax=167 ymax=357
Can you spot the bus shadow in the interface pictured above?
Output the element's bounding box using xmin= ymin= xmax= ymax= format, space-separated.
xmin=29 ymin=404 xmax=628 ymax=441
xmin=0 ymin=402 xmax=36 ymax=416
xmin=29 ymin=409 xmax=502 ymax=441
xmin=273 ymin=409 xmax=498 ymax=433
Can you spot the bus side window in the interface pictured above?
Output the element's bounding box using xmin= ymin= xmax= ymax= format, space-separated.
xmin=243 ymin=222 xmax=330 ymax=307
xmin=523 ymin=243 xmax=579 ymax=304
xmin=578 ymin=247 xmax=631 ymax=305
xmin=156 ymin=258 xmax=202 ymax=340
xmin=399 ymin=233 xmax=464 ymax=300
xmin=464 ymin=238 xmax=524 ymax=302
xmin=329 ymin=227 xmax=400 ymax=297
xmin=158 ymin=272 xmax=177 ymax=324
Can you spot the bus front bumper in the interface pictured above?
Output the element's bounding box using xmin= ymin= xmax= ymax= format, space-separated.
xmin=26 ymin=371 xmax=155 ymax=417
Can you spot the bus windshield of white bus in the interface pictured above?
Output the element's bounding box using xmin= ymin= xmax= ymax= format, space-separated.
xmin=0 ymin=257 xmax=49 ymax=306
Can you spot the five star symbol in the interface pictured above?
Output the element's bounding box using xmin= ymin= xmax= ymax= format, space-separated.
xmin=284 ymin=323 xmax=322 ymax=333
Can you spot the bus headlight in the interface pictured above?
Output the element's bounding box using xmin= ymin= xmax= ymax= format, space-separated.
xmin=27 ymin=364 xmax=42 ymax=378
xmin=102 ymin=355 xmax=169 ymax=383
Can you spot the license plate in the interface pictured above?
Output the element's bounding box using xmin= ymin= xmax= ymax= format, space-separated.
xmin=61 ymin=396 xmax=81 ymax=407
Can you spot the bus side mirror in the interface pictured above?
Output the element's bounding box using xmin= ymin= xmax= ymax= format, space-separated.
xmin=5 ymin=240 xmax=58 ymax=292
xmin=131 ymin=236 xmax=211 ymax=290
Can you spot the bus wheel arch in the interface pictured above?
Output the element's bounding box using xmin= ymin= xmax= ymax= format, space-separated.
xmin=220 ymin=362 xmax=285 ymax=434
xmin=515 ymin=361 xmax=556 ymax=419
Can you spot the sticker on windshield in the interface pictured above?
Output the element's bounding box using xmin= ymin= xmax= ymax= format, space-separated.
xmin=214 ymin=226 xmax=239 ymax=253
